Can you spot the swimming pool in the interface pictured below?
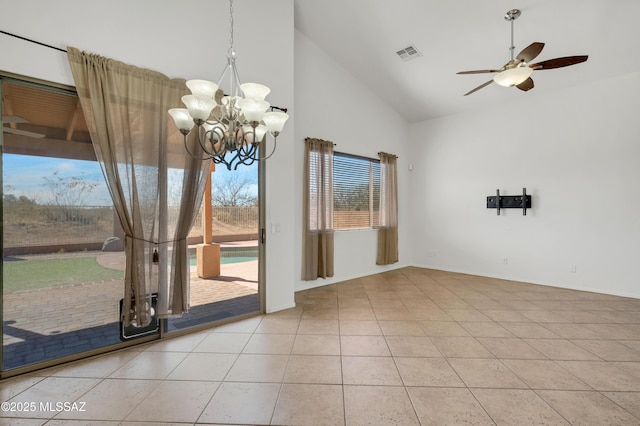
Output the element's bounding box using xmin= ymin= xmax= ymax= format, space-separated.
xmin=188 ymin=246 xmax=258 ymax=266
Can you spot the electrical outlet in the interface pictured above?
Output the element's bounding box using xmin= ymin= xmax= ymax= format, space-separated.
xmin=570 ymin=265 xmax=577 ymax=273
xmin=503 ymin=257 xmax=509 ymax=265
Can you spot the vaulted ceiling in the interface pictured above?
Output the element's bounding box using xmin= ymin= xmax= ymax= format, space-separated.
xmin=294 ymin=0 xmax=640 ymax=122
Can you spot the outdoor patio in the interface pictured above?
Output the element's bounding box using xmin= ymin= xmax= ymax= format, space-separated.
xmin=2 ymin=243 xmax=258 ymax=370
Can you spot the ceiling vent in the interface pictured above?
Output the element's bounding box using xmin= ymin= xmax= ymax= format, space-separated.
xmin=396 ymin=45 xmax=422 ymax=62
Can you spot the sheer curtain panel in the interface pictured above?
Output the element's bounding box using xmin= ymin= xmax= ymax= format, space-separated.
xmin=376 ymin=152 xmax=399 ymax=265
xmin=302 ymin=138 xmax=335 ymax=280
xmin=67 ymin=47 xmax=211 ymax=326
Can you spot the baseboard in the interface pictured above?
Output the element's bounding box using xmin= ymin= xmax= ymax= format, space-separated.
xmin=295 ymin=263 xmax=410 ymax=292
xmin=411 ymin=262 xmax=640 ymax=300
xmin=265 ymin=302 xmax=296 ymax=314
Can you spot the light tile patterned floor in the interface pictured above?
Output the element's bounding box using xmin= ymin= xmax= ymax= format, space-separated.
xmin=1 ymin=266 xmax=640 ymax=425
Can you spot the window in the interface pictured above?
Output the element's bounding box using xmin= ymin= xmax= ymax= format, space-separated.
xmin=333 ymin=152 xmax=380 ymax=230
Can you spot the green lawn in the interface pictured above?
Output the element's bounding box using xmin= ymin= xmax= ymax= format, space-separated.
xmin=3 ymin=257 xmax=123 ymax=292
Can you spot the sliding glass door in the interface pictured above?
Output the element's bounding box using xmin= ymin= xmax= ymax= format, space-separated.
xmin=166 ymin=158 xmax=263 ymax=333
xmin=1 ymin=75 xmax=264 ymax=375
xmin=1 ymin=77 xmax=135 ymax=372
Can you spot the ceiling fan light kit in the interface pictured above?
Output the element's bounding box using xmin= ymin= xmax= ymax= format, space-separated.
xmin=457 ymin=9 xmax=588 ymax=96
xmin=493 ymin=66 xmax=533 ymax=87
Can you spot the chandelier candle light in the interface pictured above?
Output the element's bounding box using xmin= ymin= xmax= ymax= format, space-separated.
xmin=168 ymin=0 xmax=288 ymax=170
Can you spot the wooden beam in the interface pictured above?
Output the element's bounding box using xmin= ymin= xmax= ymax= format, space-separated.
xmin=66 ymin=99 xmax=81 ymax=140
xmin=2 ymin=133 xmax=96 ymax=161
xmin=2 ymin=83 xmax=18 ymax=129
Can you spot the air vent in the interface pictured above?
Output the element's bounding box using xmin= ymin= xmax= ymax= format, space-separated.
xmin=396 ymin=45 xmax=422 ymax=62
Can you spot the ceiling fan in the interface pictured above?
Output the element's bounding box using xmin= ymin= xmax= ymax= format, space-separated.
xmin=457 ymin=9 xmax=588 ymax=96
xmin=2 ymin=116 xmax=45 ymax=138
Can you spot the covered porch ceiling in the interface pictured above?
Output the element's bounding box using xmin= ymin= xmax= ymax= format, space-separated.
xmin=2 ymin=80 xmax=94 ymax=161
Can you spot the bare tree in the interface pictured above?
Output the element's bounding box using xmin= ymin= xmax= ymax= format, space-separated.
xmin=211 ymin=173 xmax=257 ymax=207
xmin=42 ymin=170 xmax=99 ymax=221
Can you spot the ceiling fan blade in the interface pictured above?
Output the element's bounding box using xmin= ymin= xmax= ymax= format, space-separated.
xmin=516 ymin=42 xmax=545 ymax=63
xmin=530 ymin=55 xmax=588 ymax=70
xmin=2 ymin=115 xmax=29 ymax=124
xmin=516 ymin=77 xmax=534 ymax=92
xmin=2 ymin=127 xmax=46 ymax=138
xmin=457 ymin=69 xmax=500 ymax=75
xmin=463 ymin=80 xmax=494 ymax=96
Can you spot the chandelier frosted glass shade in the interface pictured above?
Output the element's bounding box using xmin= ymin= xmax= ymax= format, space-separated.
xmin=180 ymin=95 xmax=217 ymax=121
xmin=262 ymin=111 xmax=289 ymax=134
xmin=168 ymin=108 xmax=195 ymax=132
xmin=243 ymin=124 xmax=268 ymax=142
xmin=493 ymin=66 xmax=533 ymax=87
xmin=240 ymin=83 xmax=270 ymax=100
xmin=186 ymin=79 xmax=219 ymax=98
xmin=236 ymin=98 xmax=270 ymax=122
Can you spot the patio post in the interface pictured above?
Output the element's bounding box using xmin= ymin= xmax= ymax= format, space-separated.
xmin=196 ymin=162 xmax=221 ymax=277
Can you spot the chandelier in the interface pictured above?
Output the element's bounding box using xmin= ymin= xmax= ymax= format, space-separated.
xmin=168 ymin=0 xmax=289 ymax=170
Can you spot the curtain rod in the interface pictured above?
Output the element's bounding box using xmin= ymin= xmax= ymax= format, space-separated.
xmin=0 ymin=29 xmax=67 ymax=53
xmin=305 ymin=137 xmax=336 ymax=146
xmin=378 ymin=152 xmax=399 ymax=159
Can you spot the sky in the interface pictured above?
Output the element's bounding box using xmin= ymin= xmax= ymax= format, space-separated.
xmin=3 ymin=153 xmax=258 ymax=206
xmin=211 ymin=158 xmax=258 ymax=189
xmin=3 ymin=154 xmax=110 ymax=205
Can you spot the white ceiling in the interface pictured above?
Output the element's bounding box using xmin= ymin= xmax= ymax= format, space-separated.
xmin=294 ymin=0 xmax=640 ymax=122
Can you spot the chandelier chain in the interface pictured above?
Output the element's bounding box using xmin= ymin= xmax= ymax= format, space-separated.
xmin=228 ymin=0 xmax=235 ymax=56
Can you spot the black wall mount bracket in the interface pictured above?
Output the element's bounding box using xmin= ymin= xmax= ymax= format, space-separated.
xmin=487 ymin=187 xmax=531 ymax=216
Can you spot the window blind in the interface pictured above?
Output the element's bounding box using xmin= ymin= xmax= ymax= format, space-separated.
xmin=333 ymin=152 xmax=380 ymax=230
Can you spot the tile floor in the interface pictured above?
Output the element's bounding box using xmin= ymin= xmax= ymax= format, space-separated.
xmin=1 ymin=267 xmax=640 ymax=425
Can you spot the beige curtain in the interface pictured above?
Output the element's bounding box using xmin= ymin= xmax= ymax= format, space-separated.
xmin=377 ymin=152 xmax=398 ymax=265
xmin=302 ymin=138 xmax=334 ymax=280
xmin=67 ymin=47 xmax=211 ymax=326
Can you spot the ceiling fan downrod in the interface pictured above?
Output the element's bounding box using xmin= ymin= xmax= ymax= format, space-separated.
xmin=504 ymin=9 xmax=521 ymax=61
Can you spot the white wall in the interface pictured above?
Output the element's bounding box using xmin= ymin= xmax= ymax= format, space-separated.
xmin=0 ymin=0 xmax=296 ymax=312
xmin=410 ymin=71 xmax=640 ymax=298
xmin=293 ymin=30 xmax=411 ymax=291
